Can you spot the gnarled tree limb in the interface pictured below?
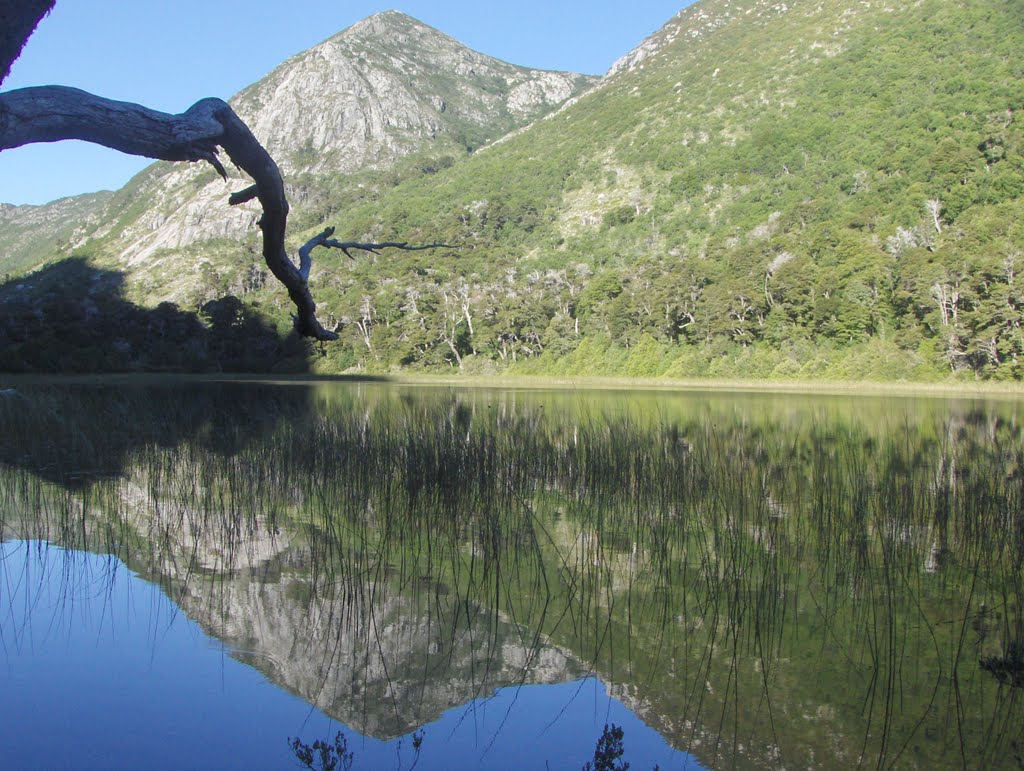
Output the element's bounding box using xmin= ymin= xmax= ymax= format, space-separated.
xmin=1 ymin=6 xmax=452 ymax=343
xmin=0 ymin=86 xmax=341 ymax=338
xmin=0 ymin=86 xmax=229 ymax=173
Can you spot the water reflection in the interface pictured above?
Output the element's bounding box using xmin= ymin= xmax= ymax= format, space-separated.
xmin=1 ymin=380 xmax=1022 ymax=768
xmin=0 ymin=540 xmax=329 ymax=770
xmin=0 ymin=539 xmax=686 ymax=770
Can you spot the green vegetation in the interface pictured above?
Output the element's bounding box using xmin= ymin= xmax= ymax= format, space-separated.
xmin=583 ymin=725 xmax=633 ymax=771
xmin=0 ymin=258 xmax=313 ymax=373
xmin=290 ymin=732 xmax=356 ymax=771
xmin=2 ymin=0 xmax=1023 ymax=382
xmin=2 ymin=381 xmax=1021 ymax=767
xmin=289 ymin=724 xmax=640 ymax=771
xmin=0 ymin=191 xmax=113 ymax=276
xmin=286 ymin=0 xmax=1024 ymax=381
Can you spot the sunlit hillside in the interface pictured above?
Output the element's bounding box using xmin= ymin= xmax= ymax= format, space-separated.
xmin=2 ymin=0 xmax=1021 ymax=379
xmin=304 ymin=0 xmax=1024 ymax=380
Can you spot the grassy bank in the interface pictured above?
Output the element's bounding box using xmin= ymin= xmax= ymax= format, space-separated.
xmin=5 ymin=370 xmax=1024 ymax=402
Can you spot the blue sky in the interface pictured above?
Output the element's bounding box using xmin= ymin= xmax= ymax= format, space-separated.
xmin=1 ymin=1 xmax=691 ymax=206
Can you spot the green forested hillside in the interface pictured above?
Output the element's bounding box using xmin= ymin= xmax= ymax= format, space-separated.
xmin=3 ymin=0 xmax=1023 ymax=379
xmin=0 ymin=192 xmax=113 ymax=277
xmin=299 ymin=0 xmax=1024 ymax=380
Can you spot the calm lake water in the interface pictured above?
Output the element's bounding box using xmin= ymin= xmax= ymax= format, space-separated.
xmin=0 ymin=379 xmax=1022 ymax=769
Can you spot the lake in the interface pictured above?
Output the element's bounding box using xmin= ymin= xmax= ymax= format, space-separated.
xmin=1 ymin=379 xmax=1021 ymax=769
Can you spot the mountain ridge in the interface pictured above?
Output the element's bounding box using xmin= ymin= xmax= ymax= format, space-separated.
xmin=287 ymin=0 xmax=1024 ymax=380
xmin=2 ymin=0 xmax=1022 ymax=381
xmin=0 ymin=10 xmax=597 ymax=289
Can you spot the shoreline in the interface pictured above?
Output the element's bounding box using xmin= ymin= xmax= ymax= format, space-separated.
xmin=3 ymin=371 xmax=1023 ymax=400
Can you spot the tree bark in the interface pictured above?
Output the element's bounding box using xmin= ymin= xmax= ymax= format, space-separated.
xmin=0 ymin=0 xmax=54 ymax=86
xmin=1 ymin=6 xmax=448 ymax=342
xmin=0 ymin=85 xmax=339 ymax=340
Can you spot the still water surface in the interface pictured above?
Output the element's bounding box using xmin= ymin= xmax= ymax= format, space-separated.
xmin=0 ymin=379 xmax=1021 ymax=769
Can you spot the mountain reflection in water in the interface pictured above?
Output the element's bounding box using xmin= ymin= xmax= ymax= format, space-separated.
xmin=0 ymin=380 xmax=1022 ymax=769
xmin=0 ymin=540 xmax=687 ymax=770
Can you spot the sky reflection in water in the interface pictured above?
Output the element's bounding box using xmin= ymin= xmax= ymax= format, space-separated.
xmin=0 ymin=540 xmax=691 ymax=770
xmin=0 ymin=381 xmax=1022 ymax=769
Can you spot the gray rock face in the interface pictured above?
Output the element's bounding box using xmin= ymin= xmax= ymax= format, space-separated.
xmin=236 ymin=12 xmax=591 ymax=173
xmin=176 ymin=561 xmax=584 ymax=740
xmin=66 ymin=12 xmax=596 ymax=280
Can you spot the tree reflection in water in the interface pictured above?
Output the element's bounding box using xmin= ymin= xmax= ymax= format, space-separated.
xmin=0 ymin=381 xmax=1021 ymax=768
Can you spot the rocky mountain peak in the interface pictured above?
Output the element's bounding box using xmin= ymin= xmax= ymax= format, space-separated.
xmin=228 ymin=11 xmax=594 ymax=174
xmin=66 ymin=13 xmax=597 ymax=281
xmin=343 ymin=9 xmax=439 ymax=41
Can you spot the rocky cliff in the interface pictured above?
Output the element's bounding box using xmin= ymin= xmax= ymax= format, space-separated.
xmin=0 ymin=11 xmax=596 ymax=303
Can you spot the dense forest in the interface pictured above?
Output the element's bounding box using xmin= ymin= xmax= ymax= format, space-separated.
xmin=301 ymin=0 xmax=1024 ymax=381
xmin=2 ymin=0 xmax=1022 ymax=380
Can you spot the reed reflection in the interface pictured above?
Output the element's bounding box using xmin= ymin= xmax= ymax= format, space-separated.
xmin=0 ymin=382 xmax=1021 ymax=768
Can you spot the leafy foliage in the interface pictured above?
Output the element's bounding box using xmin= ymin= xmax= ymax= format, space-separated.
xmin=4 ymin=0 xmax=1024 ymax=379
xmin=290 ymin=732 xmax=354 ymax=771
xmin=276 ymin=0 xmax=1024 ymax=380
xmin=980 ymin=640 xmax=1024 ymax=689
xmin=0 ymin=258 xmax=311 ymax=373
xmin=583 ymin=724 xmax=630 ymax=771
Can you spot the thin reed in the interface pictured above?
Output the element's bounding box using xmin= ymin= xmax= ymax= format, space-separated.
xmin=0 ymin=381 xmax=1021 ymax=766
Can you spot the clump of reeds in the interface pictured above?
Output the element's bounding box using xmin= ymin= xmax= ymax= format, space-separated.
xmin=1 ymin=382 xmax=1022 ymax=766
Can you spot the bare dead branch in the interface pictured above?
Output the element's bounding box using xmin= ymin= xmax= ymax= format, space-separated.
xmin=299 ymin=225 xmax=453 ymax=280
xmin=0 ymin=86 xmax=229 ymax=170
xmin=326 ymin=240 xmax=454 ymax=256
